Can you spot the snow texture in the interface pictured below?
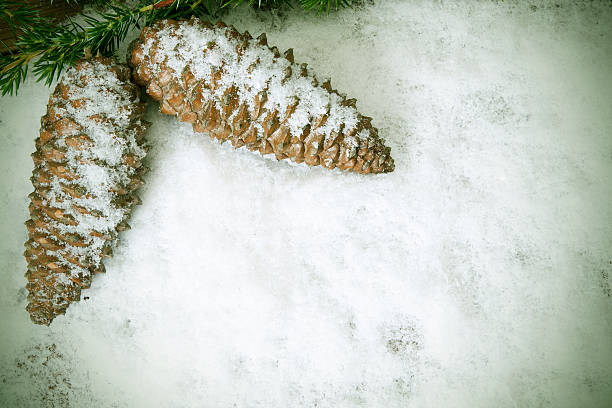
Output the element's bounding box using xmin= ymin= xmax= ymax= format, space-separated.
xmin=1 ymin=0 xmax=612 ymax=407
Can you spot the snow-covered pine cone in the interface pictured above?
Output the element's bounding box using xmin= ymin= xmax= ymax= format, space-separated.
xmin=24 ymin=57 xmax=149 ymax=325
xmin=129 ymin=18 xmax=394 ymax=174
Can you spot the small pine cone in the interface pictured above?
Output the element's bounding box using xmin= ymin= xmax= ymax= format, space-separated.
xmin=129 ymin=18 xmax=394 ymax=174
xmin=25 ymin=57 xmax=149 ymax=325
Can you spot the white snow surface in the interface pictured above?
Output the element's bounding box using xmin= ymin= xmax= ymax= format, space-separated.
xmin=1 ymin=1 xmax=612 ymax=407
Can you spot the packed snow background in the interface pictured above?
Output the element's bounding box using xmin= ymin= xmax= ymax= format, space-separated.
xmin=1 ymin=0 xmax=611 ymax=406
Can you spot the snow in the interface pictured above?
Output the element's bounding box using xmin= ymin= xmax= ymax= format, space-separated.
xmin=1 ymin=0 xmax=612 ymax=407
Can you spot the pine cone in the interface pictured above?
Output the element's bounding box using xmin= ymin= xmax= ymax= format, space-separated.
xmin=24 ymin=57 xmax=149 ymax=325
xmin=129 ymin=18 xmax=394 ymax=174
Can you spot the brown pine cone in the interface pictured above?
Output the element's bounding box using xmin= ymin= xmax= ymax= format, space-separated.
xmin=24 ymin=57 xmax=149 ymax=325
xmin=129 ymin=18 xmax=394 ymax=174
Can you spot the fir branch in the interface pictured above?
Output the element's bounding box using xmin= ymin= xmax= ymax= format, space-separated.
xmin=0 ymin=2 xmax=142 ymax=95
xmin=1 ymin=0 xmax=157 ymax=95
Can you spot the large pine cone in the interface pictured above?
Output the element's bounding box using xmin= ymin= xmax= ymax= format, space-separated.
xmin=129 ymin=18 xmax=394 ymax=174
xmin=25 ymin=57 xmax=149 ymax=325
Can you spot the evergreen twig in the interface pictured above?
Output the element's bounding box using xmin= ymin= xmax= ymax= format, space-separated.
xmin=0 ymin=0 xmax=359 ymax=96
